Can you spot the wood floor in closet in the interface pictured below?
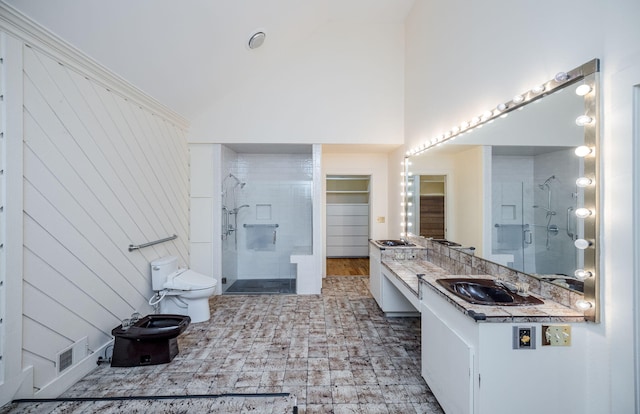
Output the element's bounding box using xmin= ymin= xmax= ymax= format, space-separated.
xmin=326 ymin=257 xmax=369 ymax=276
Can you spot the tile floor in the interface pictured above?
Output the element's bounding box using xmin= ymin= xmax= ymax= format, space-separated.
xmin=2 ymin=276 xmax=444 ymax=413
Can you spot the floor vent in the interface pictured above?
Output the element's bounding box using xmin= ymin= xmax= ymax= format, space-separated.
xmin=56 ymin=336 xmax=88 ymax=375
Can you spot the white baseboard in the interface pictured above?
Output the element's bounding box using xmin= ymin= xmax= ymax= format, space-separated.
xmin=34 ymin=340 xmax=114 ymax=399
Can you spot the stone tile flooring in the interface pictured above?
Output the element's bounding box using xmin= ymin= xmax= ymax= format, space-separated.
xmin=2 ymin=276 xmax=444 ymax=413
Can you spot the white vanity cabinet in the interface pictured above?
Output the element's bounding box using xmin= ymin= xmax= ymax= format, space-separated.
xmin=420 ymin=283 xmax=588 ymax=414
xmin=369 ymin=243 xmax=419 ymax=316
xmin=369 ymin=243 xmax=383 ymax=305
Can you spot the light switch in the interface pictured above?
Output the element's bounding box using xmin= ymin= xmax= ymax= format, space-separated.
xmin=376 ymin=216 xmax=385 ymax=223
xmin=542 ymin=325 xmax=571 ymax=346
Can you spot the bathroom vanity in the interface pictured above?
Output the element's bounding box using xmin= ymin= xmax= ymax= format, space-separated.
xmin=369 ymin=240 xmax=422 ymax=316
xmin=374 ymin=238 xmax=588 ymax=414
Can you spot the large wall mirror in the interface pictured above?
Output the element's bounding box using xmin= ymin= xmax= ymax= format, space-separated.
xmin=404 ymin=59 xmax=600 ymax=322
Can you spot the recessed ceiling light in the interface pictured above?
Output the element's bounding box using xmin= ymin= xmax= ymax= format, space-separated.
xmin=248 ymin=31 xmax=266 ymax=49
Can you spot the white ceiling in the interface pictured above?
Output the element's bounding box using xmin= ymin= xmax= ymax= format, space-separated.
xmin=5 ymin=0 xmax=416 ymax=122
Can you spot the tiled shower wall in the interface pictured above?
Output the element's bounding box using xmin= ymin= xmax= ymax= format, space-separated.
xmin=228 ymin=152 xmax=313 ymax=280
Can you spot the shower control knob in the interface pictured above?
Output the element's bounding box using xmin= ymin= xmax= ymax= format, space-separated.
xmin=153 ymin=266 xmax=160 ymax=271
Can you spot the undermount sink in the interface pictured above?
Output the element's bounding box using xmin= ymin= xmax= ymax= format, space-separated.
xmin=375 ymin=239 xmax=415 ymax=247
xmin=431 ymin=239 xmax=462 ymax=247
xmin=436 ymin=278 xmax=544 ymax=306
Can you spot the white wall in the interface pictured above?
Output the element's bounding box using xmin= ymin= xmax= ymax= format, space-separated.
xmin=188 ymin=21 xmax=405 ymax=146
xmin=402 ymin=0 xmax=640 ymax=412
xmin=0 ymin=8 xmax=189 ymax=403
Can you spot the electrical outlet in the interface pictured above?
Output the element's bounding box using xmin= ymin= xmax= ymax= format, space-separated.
xmin=542 ymin=325 xmax=571 ymax=346
xmin=513 ymin=326 xmax=536 ymax=349
xmin=221 ymin=277 xmax=227 ymax=284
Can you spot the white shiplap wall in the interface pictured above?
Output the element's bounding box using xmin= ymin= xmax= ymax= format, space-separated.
xmin=16 ymin=42 xmax=189 ymax=391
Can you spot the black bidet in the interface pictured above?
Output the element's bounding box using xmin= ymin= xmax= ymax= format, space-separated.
xmin=111 ymin=314 xmax=190 ymax=367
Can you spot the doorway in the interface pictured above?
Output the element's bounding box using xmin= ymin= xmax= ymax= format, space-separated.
xmin=325 ymin=175 xmax=370 ymax=258
xmin=414 ymin=175 xmax=447 ymax=239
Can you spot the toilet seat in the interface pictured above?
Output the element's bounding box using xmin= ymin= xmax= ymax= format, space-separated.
xmin=163 ymin=269 xmax=216 ymax=291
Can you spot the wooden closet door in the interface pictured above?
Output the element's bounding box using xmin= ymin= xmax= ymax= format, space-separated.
xmin=420 ymin=195 xmax=445 ymax=238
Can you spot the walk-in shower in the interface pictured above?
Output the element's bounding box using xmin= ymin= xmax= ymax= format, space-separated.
xmin=491 ymin=148 xmax=581 ymax=286
xmin=220 ymin=144 xmax=313 ymax=294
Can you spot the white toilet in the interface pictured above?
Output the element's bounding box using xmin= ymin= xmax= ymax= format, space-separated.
xmin=150 ymin=256 xmax=216 ymax=323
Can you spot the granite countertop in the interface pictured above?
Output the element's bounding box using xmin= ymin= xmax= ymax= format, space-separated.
xmin=381 ymin=259 xmax=585 ymax=323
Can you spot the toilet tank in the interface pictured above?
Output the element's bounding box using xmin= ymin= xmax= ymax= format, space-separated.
xmin=151 ymin=256 xmax=179 ymax=291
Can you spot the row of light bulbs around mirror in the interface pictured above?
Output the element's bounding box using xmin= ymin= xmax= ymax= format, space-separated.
xmin=401 ymin=73 xmax=597 ymax=312
xmin=405 ymin=73 xmax=594 ymax=157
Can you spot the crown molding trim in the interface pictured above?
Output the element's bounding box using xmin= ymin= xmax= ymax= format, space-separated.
xmin=0 ymin=1 xmax=190 ymax=130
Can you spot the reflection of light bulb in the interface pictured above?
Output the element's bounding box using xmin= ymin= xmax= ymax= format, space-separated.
xmin=574 ymin=269 xmax=592 ymax=280
xmin=576 ymin=300 xmax=593 ymax=310
xmin=574 ymin=239 xmax=591 ymax=249
xmin=513 ymin=95 xmax=525 ymax=103
xmin=576 ymin=115 xmax=594 ymax=126
xmin=575 ymin=84 xmax=593 ymax=96
xmin=576 ymin=177 xmax=593 ymax=187
xmin=532 ymin=84 xmax=545 ymax=94
xmin=575 ymin=208 xmax=593 ymax=218
xmin=575 ymin=146 xmax=593 ymax=157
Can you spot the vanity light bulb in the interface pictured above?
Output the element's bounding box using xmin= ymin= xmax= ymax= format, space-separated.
xmin=496 ymin=103 xmax=508 ymax=112
xmin=575 ymin=84 xmax=593 ymax=96
xmin=574 ymin=146 xmax=593 ymax=157
xmin=555 ymin=72 xmax=570 ymax=82
xmin=407 ymin=202 xmax=413 ymax=207
xmin=576 ymin=300 xmax=593 ymax=310
xmin=575 ymin=208 xmax=593 ymax=219
xmin=532 ymin=85 xmax=546 ymax=94
xmin=482 ymin=110 xmax=494 ymax=119
xmin=576 ymin=177 xmax=593 ymax=187
xmin=574 ymin=269 xmax=592 ymax=280
xmin=575 ymin=115 xmax=594 ymax=126
xmin=407 ymin=222 xmax=413 ymax=227
xmin=471 ymin=117 xmax=480 ymax=125
xmin=574 ymin=238 xmax=591 ymax=250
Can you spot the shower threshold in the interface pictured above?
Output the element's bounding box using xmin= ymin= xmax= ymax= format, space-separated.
xmin=224 ymin=278 xmax=296 ymax=294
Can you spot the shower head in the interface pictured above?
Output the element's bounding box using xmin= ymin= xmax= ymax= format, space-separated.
xmin=231 ymin=204 xmax=250 ymax=214
xmin=539 ymin=175 xmax=556 ymax=189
